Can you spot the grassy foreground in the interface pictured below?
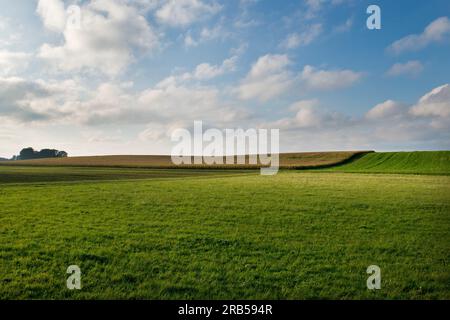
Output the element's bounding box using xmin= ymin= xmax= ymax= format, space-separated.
xmin=0 ymin=169 xmax=449 ymax=299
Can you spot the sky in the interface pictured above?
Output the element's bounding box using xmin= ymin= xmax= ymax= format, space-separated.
xmin=0 ymin=0 xmax=449 ymax=157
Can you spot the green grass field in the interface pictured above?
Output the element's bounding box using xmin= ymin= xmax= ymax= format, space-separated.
xmin=0 ymin=152 xmax=449 ymax=299
xmin=0 ymin=166 xmax=253 ymax=184
xmin=329 ymin=151 xmax=450 ymax=175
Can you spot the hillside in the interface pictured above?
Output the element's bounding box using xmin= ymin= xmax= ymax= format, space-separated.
xmin=0 ymin=151 xmax=371 ymax=169
xmin=329 ymin=151 xmax=450 ymax=175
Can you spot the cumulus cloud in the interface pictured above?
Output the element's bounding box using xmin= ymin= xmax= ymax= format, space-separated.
xmin=192 ymin=56 xmax=237 ymax=80
xmin=0 ymin=77 xmax=142 ymax=125
xmin=184 ymin=33 xmax=198 ymax=47
xmin=237 ymin=56 xmax=362 ymax=101
xmin=184 ymin=24 xmax=230 ymax=47
xmin=366 ymin=100 xmax=407 ymax=120
xmin=0 ymin=16 xmax=24 ymax=47
xmin=263 ymin=99 xmax=350 ymax=132
xmin=36 ymin=0 xmax=67 ymax=32
xmin=139 ymin=123 xmax=170 ymax=142
xmin=0 ymin=76 xmax=84 ymax=122
xmin=238 ymin=54 xmax=294 ymax=101
xmin=365 ymin=84 xmax=450 ymax=127
xmin=264 ymin=84 xmax=450 ymax=152
xmin=156 ymin=0 xmax=222 ymax=27
xmin=304 ymin=0 xmax=324 ymax=19
xmin=301 ymin=65 xmax=362 ymax=90
xmin=138 ymin=80 xmax=248 ymax=126
xmin=281 ymin=24 xmax=322 ymax=49
xmin=410 ymin=84 xmax=450 ymax=119
xmin=126 ymin=0 xmax=162 ymax=13
xmin=364 ymin=85 xmax=450 ymax=144
xmin=388 ymin=17 xmax=450 ymax=54
xmin=156 ymin=56 xmax=237 ymax=87
xmin=37 ymin=0 xmax=159 ymax=76
xmin=0 ymin=51 xmax=32 ymax=76
xmin=333 ymin=17 xmax=353 ymax=33
xmin=303 ymin=0 xmax=350 ymax=19
xmin=386 ymin=60 xmax=424 ymax=77
xmin=288 ymin=99 xmax=323 ymax=128
xmin=0 ymin=72 xmax=250 ymax=141
xmin=364 ymin=84 xmax=450 ymax=128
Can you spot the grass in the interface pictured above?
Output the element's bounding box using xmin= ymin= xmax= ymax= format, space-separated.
xmin=0 ymin=167 xmax=449 ymax=299
xmin=0 ymin=166 xmax=254 ymax=184
xmin=328 ymin=151 xmax=450 ymax=175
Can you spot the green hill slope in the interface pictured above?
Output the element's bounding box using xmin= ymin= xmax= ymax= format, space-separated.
xmin=329 ymin=151 xmax=450 ymax=175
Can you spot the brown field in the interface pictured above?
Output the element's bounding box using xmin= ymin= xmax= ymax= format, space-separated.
xmin=0 ymin=151 xmax=372 ymax=169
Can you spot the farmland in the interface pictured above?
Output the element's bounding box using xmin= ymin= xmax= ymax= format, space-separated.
xmin=0 ymin=166 xmax=253 ymax=184
xmin=0 ymin=152 xmax=449 ymax=299
xmin=1 ymin=151 xmax=370 ymax=169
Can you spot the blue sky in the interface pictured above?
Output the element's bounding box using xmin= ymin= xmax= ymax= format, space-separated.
xmin=0 ymin=0 xmax=449 ymax=157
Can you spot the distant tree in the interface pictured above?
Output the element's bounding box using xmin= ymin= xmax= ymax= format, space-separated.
xmin=39 ymin=149 xmax=59 ymax=158
xmin=19 ymin=147 xmax=37 ymax=160
xmin=56 ymin=151 xmax=68 ymax=158
xmin=15 ymin=148 xmax=69 ymax=160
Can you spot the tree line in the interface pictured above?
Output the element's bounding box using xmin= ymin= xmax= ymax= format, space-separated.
xmin=9 ymin=148 xmax=68 ymax=160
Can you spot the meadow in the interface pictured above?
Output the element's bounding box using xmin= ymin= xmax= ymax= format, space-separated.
xmin=0 ymin=152 xmax=449 ymax=299
xmin=329 ymin=151 xmax=450 ymax=175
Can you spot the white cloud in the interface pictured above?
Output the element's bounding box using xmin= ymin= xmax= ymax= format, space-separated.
xmin=366 ymin=100 xmax=406 ymax=120
xmin=36 ymin=0 xmax=67 ymax=32
xmin=138 ymin=83 xmax=241 ymax=123
xmin=388 ymin=17 xmax=450 ymax=54
xmin=139 ymin=123 xmax=170 ymax=141
xmin=84 ymin=130 xmax=123 ymax=143
xmin=0 ymin=75 xmax=241 ymax=130
xmin=184 ymin=24 xmax=230 ymax=47
xmin=334 ymin=17 xmax=353 ymax=33
xmin=410 ymin=84 xmax=450 ymax=118
xmin=37 ymin=0 xmax=159 ymax=76
xmin=156 ymin=0 xmax=222 ymax=27
xmin=0 ymin=51 xmax=32 ymax=76
xmin=200 ymin=24 xmax=227 ymax=41
xmin=386 ymin=60 xmax=424 ymax=77
xmin=193 ymin=56 xmax=237 ymax=80
xmin=303 ymin=0 xmax=350 ymax=19
xmin=184 ymin=33 xmax=198 ymax=47
xmin=281 ymin=24 xmax=322 ymax=49
xmin=238 ymin=54 xmax=294 ymax=101
xmin=262 ymin=85 xmax=450 ymax=152
xmin=365 ymin=84 xmax=450 ymax=128
xmin=157 ymin=55 xmax=237 ymax=86
xmin=234 ymin=0 xmax=260 ymax=29
xmin=290 ymin=99 xmax=322 ymax=128
xmin=0 ymin=16 xmax=23 ymax=47
xmin=304 ymin=0 xmax=324 ymax=19
xmin=126 ymin=0 xmax=162 ymax=13
xmin=0 ymin=76 xmax=84 ymax=122
xmin=262 ymin=99 xmax=350 ymax=133
xmin=301 ymin=65 xmax=362 ymax=90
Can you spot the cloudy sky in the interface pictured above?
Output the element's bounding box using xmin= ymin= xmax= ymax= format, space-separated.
xmin=0 ymin=0 xmax=449 ymax=157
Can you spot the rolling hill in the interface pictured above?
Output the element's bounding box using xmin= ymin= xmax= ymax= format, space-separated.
xmin=1 ymin=151 xmax=449 ymax=175
xmin=329 ymin=151 xmax=450 ymax=175
xmin=0 ymin=151 xmax=371 ymax=169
